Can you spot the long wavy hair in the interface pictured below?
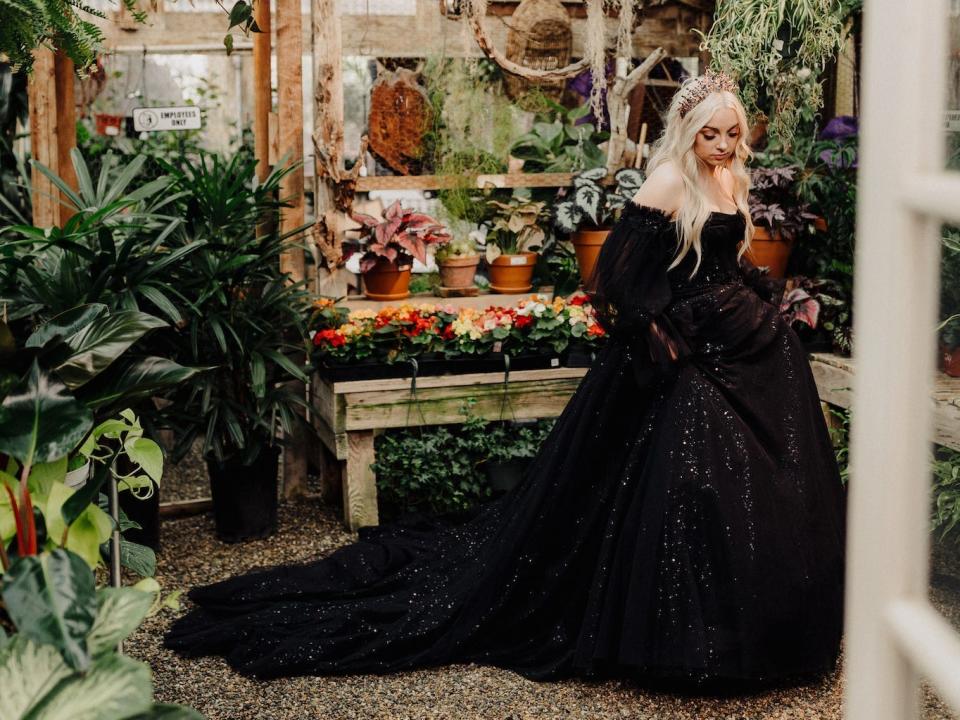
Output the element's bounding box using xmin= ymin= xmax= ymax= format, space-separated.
xmin=646 ymin=83 xmax=755 ymax=279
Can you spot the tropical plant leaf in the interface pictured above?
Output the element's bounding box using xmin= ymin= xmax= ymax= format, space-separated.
xmin=0 ymin=361 xmax=93 ymax=466
xmin=86 ymin=587 xmax=154 ymax=658
xmin=1 ymin=550 xmax=97 ymax=671
xmin=0 ymin=636 xmax=72 ymax=720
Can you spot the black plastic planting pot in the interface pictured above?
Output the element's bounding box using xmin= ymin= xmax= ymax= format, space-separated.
xmin=206 ymin=445 xmax=281 ymax=543
xmin=316 ymin=351 xmax=562 ymax=382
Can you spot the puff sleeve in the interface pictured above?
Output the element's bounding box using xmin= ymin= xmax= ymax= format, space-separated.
xmin=738 ymin=255 xmax=788 ymax=309
xmin=586 ymin=203 xmax=692 ymax=379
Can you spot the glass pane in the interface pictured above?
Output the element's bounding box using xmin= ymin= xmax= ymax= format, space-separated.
xmin=947 ymin=1 xmax=960 ymax=170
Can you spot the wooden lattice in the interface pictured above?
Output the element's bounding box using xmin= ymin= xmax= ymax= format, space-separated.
xmin=503 ymin=0 xmax=572 ymax=107
xmin=368 ymin=68 xmax=432 ymax=175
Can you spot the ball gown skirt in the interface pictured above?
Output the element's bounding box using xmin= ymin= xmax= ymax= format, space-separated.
xmin=164 ymin=202 xmax=847 ymax=694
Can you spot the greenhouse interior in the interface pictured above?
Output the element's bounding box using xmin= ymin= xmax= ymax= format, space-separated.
xmin=2 ymin=0 xmax=960 ymax=718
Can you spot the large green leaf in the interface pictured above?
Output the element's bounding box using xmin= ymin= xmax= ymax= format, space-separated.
xmin=44 ymin=484 xmax=112 ymax=567
xmin=75 ymin=357 xmax=207 ymax=410
xmin=25 ymin=305 xmax=110 ymax=350
xmin=23 ymin=652 xmax=153 ymax=720
xmin=0 ymin=636 xmax=72 ymax=720
xmin=124 ymin=437 xmax=163 ymax=484
xmin=54 ymin=311 xmax=168 ymax=389
xmin=1 ymin=550 xmax=97 ymax=670
xmin=28 ymin=458 xmax=68 ymax=499
xmin=86 ymin=587 xmax=154 ymax=658
xmin=0 ymin=361 xmax=93 ymax=466
xmin=117 ymin=538 xmax=157 ymax=579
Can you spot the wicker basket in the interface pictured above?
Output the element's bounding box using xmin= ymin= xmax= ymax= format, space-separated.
xmin=504 ymin=0 xmax=572 ymax=108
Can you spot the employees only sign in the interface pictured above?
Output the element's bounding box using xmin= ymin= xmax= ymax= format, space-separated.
xmin=133 ymin=106 xmax=202 ymax=132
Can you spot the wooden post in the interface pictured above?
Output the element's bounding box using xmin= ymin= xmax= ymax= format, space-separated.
xmin=276 ymin=0 xmax=308 ymax=498
xmin=28 ymin=48 xmax=60 ymax=228
xmin=311 ymin=0 xmax=349 ymax=295
xmin=253 ymin=0 xmax=272 ymax=185
xmin=54 ymin=51 xmax=77 ymax=224
xmin=28 ymin=48 xmax=79 ymax=228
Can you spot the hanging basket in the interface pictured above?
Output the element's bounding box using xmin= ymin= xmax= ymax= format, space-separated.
xmin=504 ymin=0 xmax=572 ymax=109
xmin=368 ymin=68 xmax=432 ymax=175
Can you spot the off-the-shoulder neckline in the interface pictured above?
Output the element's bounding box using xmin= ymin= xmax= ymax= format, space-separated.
xmin=627 ymin=200 xmax=741 ymax=222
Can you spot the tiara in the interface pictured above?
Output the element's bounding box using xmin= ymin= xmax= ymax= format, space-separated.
xmin=676 ymin=69 xmax=738 ymax=118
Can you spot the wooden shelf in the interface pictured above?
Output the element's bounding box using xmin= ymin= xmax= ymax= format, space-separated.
xmin=354 ymin=172 xmax=579 ymax=192
xmin=809 ymin=352 xmax=960 ymax=451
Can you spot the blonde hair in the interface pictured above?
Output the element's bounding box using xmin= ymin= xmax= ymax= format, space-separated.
xmin=646 ymin=80 xmax=755 ymax=279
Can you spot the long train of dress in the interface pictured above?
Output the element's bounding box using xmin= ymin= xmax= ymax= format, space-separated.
xmin=165 ymin=202 xmax=846 ymax=693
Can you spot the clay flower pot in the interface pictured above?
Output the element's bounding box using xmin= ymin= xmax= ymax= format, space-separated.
xmin=746 ymin=226 xmax=795 ymax=279
xmin=571 ymin=227 xmax=610 ymax=288
xmin=941 ymin=343 xmax=960 ymax=377
xmin=488 ymin=252 xmax=538 ymax=293
xmin=363 ymin=256 xmax=413 ymax=301
xmin=95 ymin=113 xmax=125 ymax=137
xmin=438 ymin=255 xmax=480 ymax=289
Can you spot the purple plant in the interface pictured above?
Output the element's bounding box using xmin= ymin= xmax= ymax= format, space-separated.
xmin=749 ymin=165 xmax=819 ymax=243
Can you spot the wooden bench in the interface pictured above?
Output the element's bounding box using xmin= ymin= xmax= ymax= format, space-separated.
xmin=311 ymin=352 xmax=960 ymax=531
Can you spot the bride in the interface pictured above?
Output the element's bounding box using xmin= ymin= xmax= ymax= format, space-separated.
xmin=165 ymin=69 xmax=846 ymax=695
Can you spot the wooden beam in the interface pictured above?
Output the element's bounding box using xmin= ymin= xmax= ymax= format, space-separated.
xmin=28 ymin=48 xmax=59 ymax=228
xmin=276 ymin=0 xmax=308 ymax=499
xmin=54 ymin=51 xmax=78 ymax=225
xmin=312 ymin=0 xmax=348 ymax=296
xmin=253 ymin=0 xmax=272 ymax=185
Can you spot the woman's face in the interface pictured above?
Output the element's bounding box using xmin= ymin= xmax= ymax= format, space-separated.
xmin=693 ymin=106 xmax=741 ymax=168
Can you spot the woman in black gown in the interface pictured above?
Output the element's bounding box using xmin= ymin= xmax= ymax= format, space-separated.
xmin=164 ymin=71 xmax=846 ymax=695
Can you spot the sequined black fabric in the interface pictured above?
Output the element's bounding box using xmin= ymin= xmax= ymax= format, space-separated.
xmin=164 ymin=201 xmax=846 ymax=693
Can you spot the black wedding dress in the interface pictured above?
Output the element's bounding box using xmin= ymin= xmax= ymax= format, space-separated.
xmin=164 ymin=202 xmax=847 ymax=694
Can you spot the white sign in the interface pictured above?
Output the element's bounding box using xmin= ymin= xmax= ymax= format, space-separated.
xmin=946 ymin=110 xmax=960 ymax=132
xmin=132 ymin=106 xmax=202 ymax=132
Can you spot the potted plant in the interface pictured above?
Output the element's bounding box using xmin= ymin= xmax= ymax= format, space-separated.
xmin=350 ymin=201 xmax=452 ymax=301
xmin=939 ymin=226 xmax=960 ymax=376
xmin=747 ymin=164 xmax=819 ymax=278
xmin=160 ymin=151 xmax=315 ymax=542
xmin=435 ymin=235 xmax=481 ymax=290
xmin=481 ymin=197 xmax=550 ymax=293
xmin=553 ymin=167 xmax=645 ymax=286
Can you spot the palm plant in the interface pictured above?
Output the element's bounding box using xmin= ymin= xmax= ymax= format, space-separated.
xmin=0 ymin=149 xmax=202 ymax=326
xmin=156 ymin=151 xmax=314 ymax=467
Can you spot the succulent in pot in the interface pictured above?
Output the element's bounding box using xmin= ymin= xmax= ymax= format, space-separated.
xmin=552 ymin=167 xmax=645 ymax=287
xmin=434 ymin=236 xmax=481 ymax=290
xmin=481 ymin=197 xmax=550 ymax=294
xmin=350 ymin=201 xmax=452 ymax=301
xmin=747 ymin=164 xmax=819 ymax=278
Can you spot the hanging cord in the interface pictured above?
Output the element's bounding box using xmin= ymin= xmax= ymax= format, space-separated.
xmin=497 ymin=352 xmax=518 ymax=423
xmin=403 ymin=357 xmax=430 ymax=435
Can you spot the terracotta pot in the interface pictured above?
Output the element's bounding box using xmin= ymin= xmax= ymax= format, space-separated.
xmin=438 ymin=255 xmax=480 ymax=289
xmin=745 ymin=226 xmax=794 ymax=278
xmin=362 ymin=256 xmax=413 ymax=301
xmin=488 ymin=252 xmax=538 ymax=293
xmin=571 ymin=227 xmax=610 ymax=289
xmin=942 ymin=343 xmax=960 ymax=377
xmin=95 ymin=113 xmax=125 ymax=137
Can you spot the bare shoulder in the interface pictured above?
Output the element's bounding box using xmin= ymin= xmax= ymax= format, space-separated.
xmin=631 ymin=161 xmax=684 ymax=217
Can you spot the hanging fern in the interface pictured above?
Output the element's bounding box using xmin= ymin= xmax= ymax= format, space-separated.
xmin=696 ymin=0 xmax=849 ymax=150
xmin=0 ymin=0 xmax=145 ymax=74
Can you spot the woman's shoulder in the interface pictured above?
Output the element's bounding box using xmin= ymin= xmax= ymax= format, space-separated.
xmin=630 ymin=161 xmax=683 ymax=219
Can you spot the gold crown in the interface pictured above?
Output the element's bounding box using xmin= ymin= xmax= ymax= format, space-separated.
xmin=677 ymin=69 xmax=738 ymax=118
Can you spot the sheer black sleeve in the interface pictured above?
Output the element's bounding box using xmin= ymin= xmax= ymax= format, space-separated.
xmin=738 ymin=254 xmax=788 ymax=309
xmin=586 ymin=203 xmax=691 ymax=377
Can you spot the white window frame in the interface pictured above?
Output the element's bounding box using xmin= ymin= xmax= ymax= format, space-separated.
xmin=845 ymin=0 xmax=960 ymax=717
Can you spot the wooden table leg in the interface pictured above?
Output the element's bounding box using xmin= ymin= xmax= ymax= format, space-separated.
xmin=343 ymin=429 xmax=379 ymax=531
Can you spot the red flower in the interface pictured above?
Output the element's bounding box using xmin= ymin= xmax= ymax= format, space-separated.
xmin=514 ymin=315 xmax=534 ymax=329
xmin=587 ymin=324 xmax=605 ymax=337
xmin=314 ymin=328 xmax=347 ymax=347
xmin=570 ymin=293 xmax=589 ymax=307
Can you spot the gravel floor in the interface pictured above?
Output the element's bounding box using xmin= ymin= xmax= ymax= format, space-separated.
xmin=125 ymin=491 xmax=960 ymax=720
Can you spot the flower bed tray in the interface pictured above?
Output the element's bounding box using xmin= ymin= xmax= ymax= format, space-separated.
xmin=317 ymin=352 xmax=562 ymax=383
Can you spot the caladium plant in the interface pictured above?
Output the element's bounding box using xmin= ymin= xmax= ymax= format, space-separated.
xmin=350 ymin=201 xmax=451 ymax=273
xmin=553 ymin=167 xmax=645 ymax=233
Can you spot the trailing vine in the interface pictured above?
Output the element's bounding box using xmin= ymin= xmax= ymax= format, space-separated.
xmin=697 ymin=0 xmax=849 ymax=149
